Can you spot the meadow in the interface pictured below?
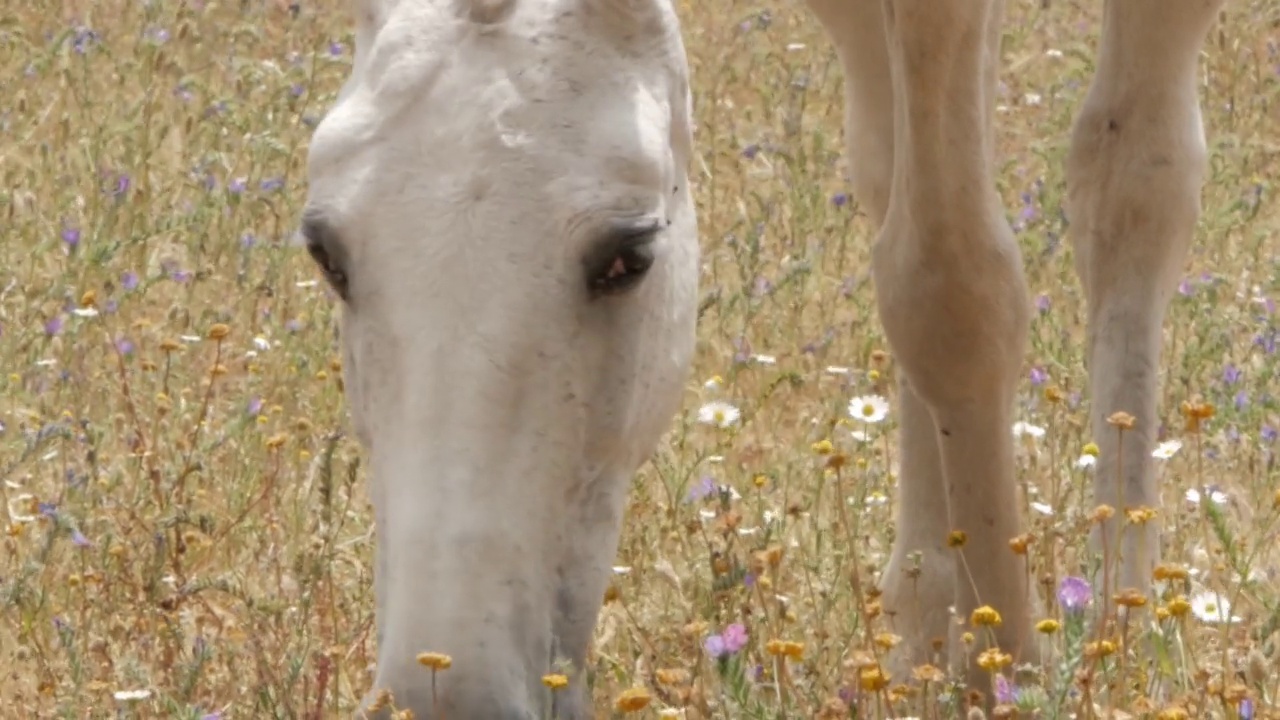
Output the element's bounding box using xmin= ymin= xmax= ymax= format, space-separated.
xmin=2 ymin=0 xmax=1280 ymax=717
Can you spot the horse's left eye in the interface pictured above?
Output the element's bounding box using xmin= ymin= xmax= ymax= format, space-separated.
xmin=585 ymin=224 xmax=660 ymax=298
xmin=300 ymin=210 xmax=352 ymax=302
xmin=307 ymin=239 xmax=350 ymax=300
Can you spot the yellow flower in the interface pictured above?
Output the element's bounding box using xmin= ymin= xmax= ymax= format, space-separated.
xmin=541 ymin=674 xmax=569 ymax=690
xmin=1008 ymin=533 xmax=1033 ymax=555
xmin=976 ymin=648 xmax=1012 ymax=671
xmin=1166 ymin=596 xmax=1191 ymax=618
xmin=1113 ymin=589 xmax=1148 ymax=608
xmin=1035 ymin=618 xmax=1060 ymax=634
xmin=1083 ymin=639 xmax=1116 ymax=658
xmin=416 ymin=652 xmax=452 ymax=670
xmin=1152 ymin=563 xmax=1189 ymax=582
xmin=971 ymin=605 xmax=1002 ymax=627
xmin=873 ymin=632 xmax=901 ymax=650
xmin=614 ymin=687 xmax=651 ymax=713
xmin=654 ymin=668 xmax=689 ymax=686
xmin=1090 ymin=504 xmax=1115 ymax=523
xmin=947 ymin=530 xmax=967 ymax=548
xmin=764 ymin=639 xmax=805 ymax=660
xmin=811 ymin=439 xmax=834 ymax=455
xmin=1082 ymin=442 xmax=1100 ymax=456
xmin=1125 ymin=506 xmax=1157 ymax=524
xmin=858 ymin=665 xmax=889 ymax=691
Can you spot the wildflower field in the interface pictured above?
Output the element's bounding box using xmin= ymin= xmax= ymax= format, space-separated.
xmin=3 ymin=0 xmax=1280 ymax=718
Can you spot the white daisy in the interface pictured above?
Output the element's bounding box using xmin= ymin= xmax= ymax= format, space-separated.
xmin=1030 ymin=501 xmax=1054 ymax=516
xmin=1076 ymin=454 xmax=1097 ymax=470
xmin=702 ymin=375 xmax=724 ymax=391
xmin=1185 ymin=486 xmax=1228 ymax=505
xmin=697 ymin=401 xmax=740 ymax=428
xmin=850 ymin=430 xmax=870 ymax=443
xmin=1152 ymin=439 xmax=1182 ymax=460
xmin=1012 ymin=421 xmax=1046 ymax=438
xmin=824 ymin=366 xmax=851 ymax=376
xmin=72 ymin=307 xmax=99 ymax=318
xmin=750 ymin=354 xmax=777 ymax=365
xmin=113 ymin=689 xmax=152 ymax=701
xmin=848 ymin=395 xmax=890 ymax=424
xmin=611 ymin=566 xmax=632 ymax=575
xmin=1190 ymin=591 xmax=1240 ymax=624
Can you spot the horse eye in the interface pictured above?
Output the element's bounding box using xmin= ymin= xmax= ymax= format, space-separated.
xmin=301 ymin=212 xmax=351 ymax=301
xmin=307 ymin=239 xmax=350 ymax=300
xmin=585 ymin=225 xmax=660 ymax=297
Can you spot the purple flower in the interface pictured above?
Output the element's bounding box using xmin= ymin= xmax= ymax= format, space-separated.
xmin=1035 ymin=294 xmax=1051 ymax=314
xmin=994 ymin=674 xmax=1017 ymax=704
xmin=71 ymin=529 xmax=92 ymax=547
xmin=121 ymin=271 xmax=139 ymax=291
xmin=260 ymin=177 xmax=284 ymax=193
xmin=240 ymin=233 xmax=257 ymax=249
xmin=228 ymin=177 xmax=247 ymax=194
xmin=703 ymin=634 xmax=727 ymax=658
xmin=115 ymin=337 xmax=134 ymax=356
xmin=1262 ymin=425 xmax=1277 ymax=443
xmin=705 ymin=624 xmax=747 ymax=659
xmin=61 ymin=227 xmax=80 ymax=248
xmin=741 ymin=143 xmax=759 ymax=159
xmin=71 ymin=27 xmax=99 ymax=54
xmin=246 ymin=397 xmax=263 ymax=417
xmin=1029 ymin=367 xmax=1047 ymax=386
xmin=328 ymin=41 xmax=345 ymax=56
xmin=1223 ymin=364 xmax=1242 ymax=385
xmin=45 ymin=316 xmax=63 ymax=336
xmin=112 ymin=173 xmax=131 ymax=199
xmin=285 ymin=318 xmax=303 ymax=333
xmin=1240 ymin=697 xmax=1255 ymax=720
xmin=832 ymin=193 xmax=849 ymax=207
xmin=1057 ymin=576 xmax=1092 ymax=614
xmin=686 ymin=476 xmax=715 ymax=502
xmin=722 ymin=623 xmax=748 ymax=653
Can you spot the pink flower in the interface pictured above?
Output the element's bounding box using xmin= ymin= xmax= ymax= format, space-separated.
xmin=723 ymin=623 xmax=748 ymax=653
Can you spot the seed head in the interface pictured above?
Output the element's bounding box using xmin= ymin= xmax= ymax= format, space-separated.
xmin=1106 ymin=411 xmax=1136 ymax=429
xmin=207 ymin=323 xmax=231 ymax=341
xmin=947 ymin=530 xmax=968 ymax=548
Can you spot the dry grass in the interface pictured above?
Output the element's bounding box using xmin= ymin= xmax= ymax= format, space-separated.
xmin=2 ymin=0 xmax=1280 ymax=718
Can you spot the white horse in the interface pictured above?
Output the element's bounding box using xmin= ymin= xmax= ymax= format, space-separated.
xmin=300 ymin=0 xmax=1223 ymax=716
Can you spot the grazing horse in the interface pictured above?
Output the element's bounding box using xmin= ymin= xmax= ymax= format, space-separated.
xmin=299 ymin=0 xmax=1224 ymax=716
